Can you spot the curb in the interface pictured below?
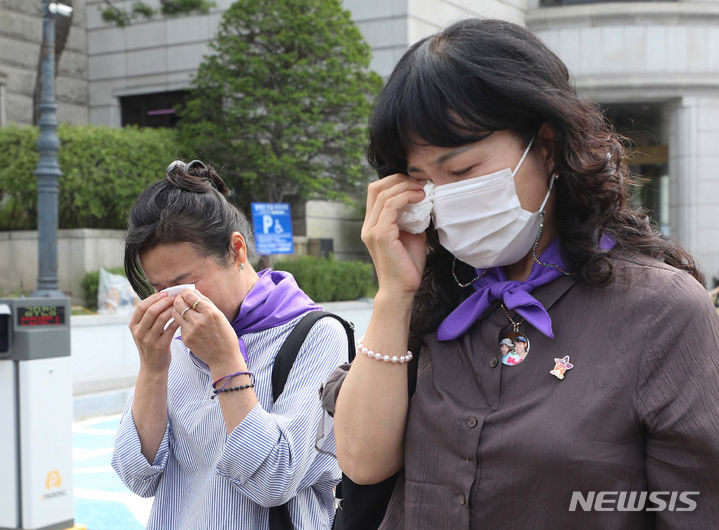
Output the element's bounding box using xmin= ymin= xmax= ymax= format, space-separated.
xmin=74 ymin=387 xmax=133 ymax=421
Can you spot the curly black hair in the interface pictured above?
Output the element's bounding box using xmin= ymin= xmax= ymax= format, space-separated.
xmin=367 ymin=18 xmax=703 ymax=336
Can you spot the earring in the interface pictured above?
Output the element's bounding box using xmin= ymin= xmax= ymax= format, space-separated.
xmin=240 ymin=262 xmax=245 ymax=270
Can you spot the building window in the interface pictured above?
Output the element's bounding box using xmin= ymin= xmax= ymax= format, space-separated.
xmin=120 ymin=90 xmax=188 ymax=128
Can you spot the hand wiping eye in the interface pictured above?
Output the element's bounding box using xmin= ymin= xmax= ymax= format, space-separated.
xmin=397 ymin=181 xmax=435 ymax=234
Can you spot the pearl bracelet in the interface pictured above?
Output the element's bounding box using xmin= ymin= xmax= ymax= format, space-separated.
xmin=356 ymin=338 xmax=413 ymax=364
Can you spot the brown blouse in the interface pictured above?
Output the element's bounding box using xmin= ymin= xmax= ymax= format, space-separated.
xmin=323 ymin=254 xmax=719 ymax=529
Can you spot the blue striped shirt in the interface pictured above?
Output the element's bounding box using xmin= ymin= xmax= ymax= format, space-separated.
xmin=112 ymin=315 xmax=347 ymax=529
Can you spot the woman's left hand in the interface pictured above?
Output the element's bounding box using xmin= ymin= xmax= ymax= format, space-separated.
xmin=173 ymin=289 xmax=244 ymax=371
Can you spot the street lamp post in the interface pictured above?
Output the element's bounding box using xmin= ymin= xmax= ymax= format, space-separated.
xmin=32 ymin=0 xmax=72 ymax=297
xmin=1 ymin=5 xmax=78 ymax=529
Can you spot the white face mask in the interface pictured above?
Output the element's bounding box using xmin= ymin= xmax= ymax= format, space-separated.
xmin=430 ymin=136 xmax=555 ymax=268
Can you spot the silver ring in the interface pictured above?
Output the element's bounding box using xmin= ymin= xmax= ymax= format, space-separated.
xmin=181 ymin=307 xmax=191 ymax=318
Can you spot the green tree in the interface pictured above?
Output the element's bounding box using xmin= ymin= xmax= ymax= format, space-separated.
xmin=100 ymin=0 xmax=215 ymax=27
xmin=176 ymin=0 xmax=382 ymax=208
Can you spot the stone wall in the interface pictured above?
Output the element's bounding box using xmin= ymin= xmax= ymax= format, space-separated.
xmin=294 ymin=200 xmax=368 ymax=262
xmin=0 ymin=229 xmax=125 ymax=304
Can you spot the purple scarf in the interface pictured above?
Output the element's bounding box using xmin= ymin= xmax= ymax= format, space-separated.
xmin=230 ymin=269 xmax=320 ymax=363
xmin=179 ymin=269 xmax=320 ymax=364
xmin=437 ymin=235 xmax=615 ymax=341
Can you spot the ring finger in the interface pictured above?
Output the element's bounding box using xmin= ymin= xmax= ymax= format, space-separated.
xmin=174 ymin=292 xmax=201 ymax=317
xmin=173 ymin=304 xmax=195 ymax=326
xmin=176 ymin=290 xmax=213 ymax=315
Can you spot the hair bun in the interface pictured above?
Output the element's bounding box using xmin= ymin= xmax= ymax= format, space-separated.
xmin=164 ymin=159 xmax=230 ymax=196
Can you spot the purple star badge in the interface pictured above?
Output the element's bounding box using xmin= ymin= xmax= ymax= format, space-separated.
xmin=550 ymin=355 xmax=573 ymax=380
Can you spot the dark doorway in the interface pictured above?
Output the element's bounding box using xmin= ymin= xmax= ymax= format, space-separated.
xmin=603 ymin=102 xmax=670 ymax=235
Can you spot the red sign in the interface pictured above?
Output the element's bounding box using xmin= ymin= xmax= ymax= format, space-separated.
xmin=17 ymin=306 xmax=65 ymax=327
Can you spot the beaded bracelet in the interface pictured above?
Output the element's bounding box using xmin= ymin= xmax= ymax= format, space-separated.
xmin=356 ymin=338 xmax=413 ymax=364
xmin=211 ymin=382 xmax=255 ymax=399
xmin=212 ymin=371 xmax=255 ymax=391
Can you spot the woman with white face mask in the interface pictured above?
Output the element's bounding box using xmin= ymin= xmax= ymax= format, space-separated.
xmin=324 ymin=18 xmax=719 ymax=529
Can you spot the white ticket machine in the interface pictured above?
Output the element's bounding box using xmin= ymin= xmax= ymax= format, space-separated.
xmin=0 ymin=298 xmax=74 ymax=530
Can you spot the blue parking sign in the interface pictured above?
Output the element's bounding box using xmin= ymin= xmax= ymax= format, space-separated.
xmin=251 ymin=202 xmax=294 ymax=255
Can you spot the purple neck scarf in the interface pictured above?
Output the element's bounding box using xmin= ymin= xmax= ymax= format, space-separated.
xmin=230 ymin=269 xmax=320 ymax=363
xmin=437 ymin=235 xmax=615 ymax=341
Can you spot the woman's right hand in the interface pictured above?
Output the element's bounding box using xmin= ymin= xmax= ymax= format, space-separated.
xmin=129 ymin=292 xmax=180 ymax=374
xmin=362 ymin=174 xmax=428 ymax=297
xmin=337 ymin=174 xmax=425 ymax=484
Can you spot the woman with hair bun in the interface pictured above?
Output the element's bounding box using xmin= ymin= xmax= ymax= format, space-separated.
xmin=112 ymin=160 xmax=346 ymax=529
xmin=324 ymin=18 xmax=719 ymax=528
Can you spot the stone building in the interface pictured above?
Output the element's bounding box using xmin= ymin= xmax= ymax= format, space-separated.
xmin=0 ymin=0 xmax=88 ymax=126
xmin=528 ymin=0 xmax=719 ymax=282
xmin=1 ymin=0 xmax=718 ymax=280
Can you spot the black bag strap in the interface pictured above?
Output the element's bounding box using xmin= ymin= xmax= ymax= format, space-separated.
xmin=268 ymin=504 xmax=294 ymax=530
xmin=272 ymin=310 xmax=356 ymax=402
xmin=269 ymin=310 xmax=356 ymax=530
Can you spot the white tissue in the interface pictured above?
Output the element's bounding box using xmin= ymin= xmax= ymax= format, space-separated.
xmin=397 ymin=181 xmax=434 ymax=234
xmin=161 ymin=284 xmax=195 ymax=296
xmin=162 ymin=284 xmax=195 ymax=330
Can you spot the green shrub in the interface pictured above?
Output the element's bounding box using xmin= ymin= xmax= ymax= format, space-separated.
xmin=82 ymin=267 xmax=126 ymax=311
xmin=0 ymin=124 xmax=180 ymax=229
xmin=274 ymin=255 xmax=375 ymax=302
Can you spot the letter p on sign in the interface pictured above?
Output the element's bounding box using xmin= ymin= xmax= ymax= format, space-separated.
xmin=262 ymin=215 xmax=273 ymax=234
